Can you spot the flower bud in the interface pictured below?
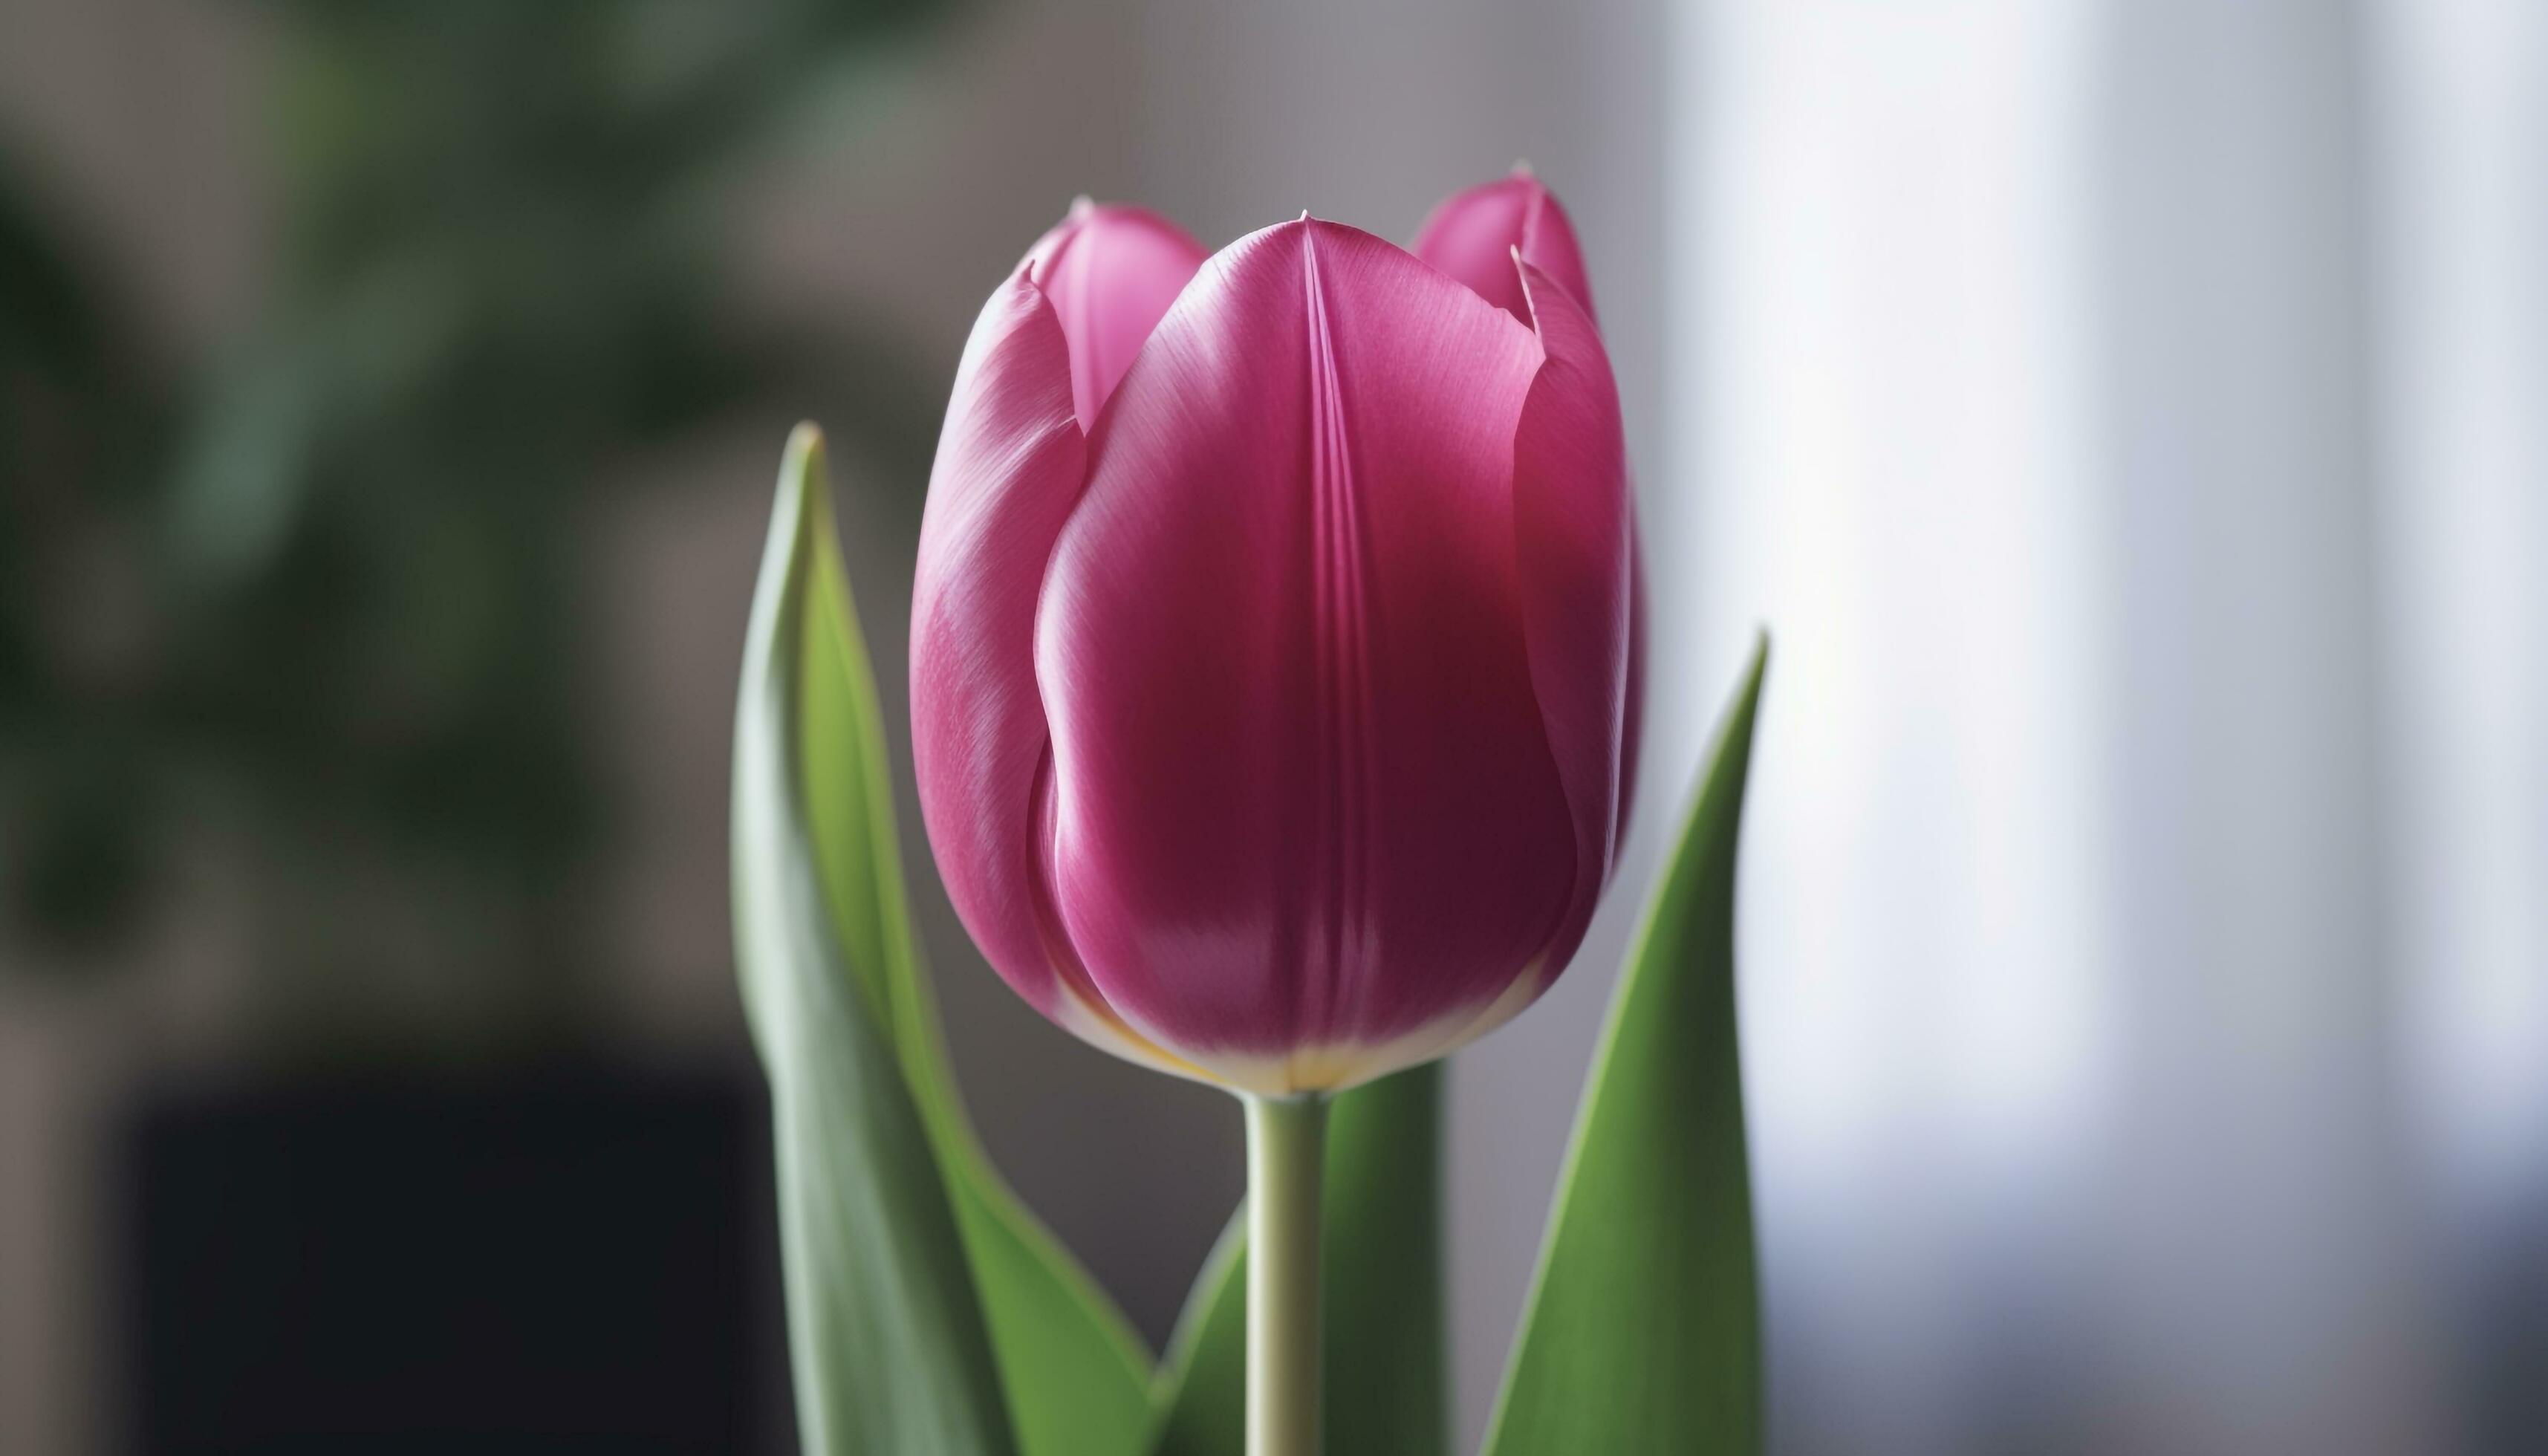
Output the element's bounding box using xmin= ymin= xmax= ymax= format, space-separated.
xmin=911 ymin=178 xmax=1639 ymax=1096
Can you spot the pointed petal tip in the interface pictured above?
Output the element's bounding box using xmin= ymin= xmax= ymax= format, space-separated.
xmin=1512 ymin=256 xmax=1564 ymax=331
xmin=1223 ymin=211 xmax=1382 ymax=261
xmin=1017 ymin=201 xmax=1209 ymax=430
xmin=1068 ymin=193 xmax=1096 ymax=217
xmin=1215 ymin=212 xmax=1350 ymax=266
xmin=1512 ymin=255 xmax=1609 ymax=354
xmin=1510 ymin=158 xmax=1537 ymax=179
xmin=1417 ymin=169 xmax=1596 ymax=327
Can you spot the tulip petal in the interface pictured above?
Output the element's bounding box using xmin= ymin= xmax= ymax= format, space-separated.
xmin=1511 ymin=259 xmax=1634 ymax=976
xmin=1412 ymin=169 xmax=1598 ymax=328
xmin=909 ymin=265 xmax=1096 ymax=1032
xmin=1024 ymin=201 xmax=1209 ymax=432
xmin=1036 ymin=218 xmax=1574 ymax=1089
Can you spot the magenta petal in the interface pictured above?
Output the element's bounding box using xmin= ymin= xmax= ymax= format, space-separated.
xmin=1511 ymin=259 xmax=1634 ymax=974
xmin=1024 ymin=201 xmax=1209 ymax=432
xmin=1411 ymin=169 xmax=1599 ymax=329
xmin=910 ymin=264 xmax=1088 ymax=1022
xmin=1035 ymin=218 xmax=1574 ymax=1067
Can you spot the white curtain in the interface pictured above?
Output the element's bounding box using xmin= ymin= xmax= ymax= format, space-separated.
xmin=1657 ymin=0 xmax=2547 ymax=1452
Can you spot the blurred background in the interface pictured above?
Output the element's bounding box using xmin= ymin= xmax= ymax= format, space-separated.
xmin=1 ymin=0 xmax=2540 ymax=1452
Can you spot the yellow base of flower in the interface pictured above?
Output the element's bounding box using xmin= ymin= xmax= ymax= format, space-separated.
xmin=1057 ymin=962 xmax=1549 ymax=1098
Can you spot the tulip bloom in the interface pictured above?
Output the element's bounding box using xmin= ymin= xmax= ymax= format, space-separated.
xmin=911 ymin=174 xmax=1640 ymax=1099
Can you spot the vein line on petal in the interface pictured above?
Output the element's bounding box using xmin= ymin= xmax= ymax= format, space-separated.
xmin=1297 ymin=224 xmax=1382 ymax=1073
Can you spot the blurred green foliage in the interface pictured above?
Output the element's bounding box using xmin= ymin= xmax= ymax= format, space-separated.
xmin=0 ymin=0 xmax=947 ymax=1038
xmin=0 ymin=157 xmax=171 ymax=952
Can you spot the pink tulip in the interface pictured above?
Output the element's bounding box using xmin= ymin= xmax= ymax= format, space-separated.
xmin=911 ymin=175 xmax=1639 ymax=1097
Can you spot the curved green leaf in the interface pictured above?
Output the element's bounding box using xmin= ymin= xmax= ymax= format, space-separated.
xmin=735 ymin=424 xmax=1014 ymax=1456
xmin=1481 ymin=640 xmax=1767 ymax=1456
xmin=1147 ymin=1197 xmax=1248 ymax=1456
xmin=793 ymin=427 xmax=1155 ymax=1456
xmin=739 ymin=424 xmax=1154 ymax=1456
xmin=1148 ymin=1063 xmax=1449 ymax=1456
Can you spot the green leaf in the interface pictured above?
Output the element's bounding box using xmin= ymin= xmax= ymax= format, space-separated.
xmin=1148 ymin=1203 xmax=1248 ymax=1456
xmin=735 ymin=424 xmax=1014 ymax=1456
xmin=1148 ymin=1063 xmax=1449 ymax=1456
xmin=1481 ymin=640 xmax=1767 ymax=1456
xmin=738 ymin=424 xmax=1154 ymax=1456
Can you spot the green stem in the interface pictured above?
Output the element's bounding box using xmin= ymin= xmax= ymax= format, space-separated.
xmin=1245 ymin=1093 xmax=1329 ymax=1456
